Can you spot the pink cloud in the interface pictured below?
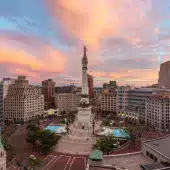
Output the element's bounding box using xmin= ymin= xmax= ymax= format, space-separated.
xmin=46 ymin=0 xmax=153 ymax=48
xmin=0 ymin=34 xmax=67 ymax=82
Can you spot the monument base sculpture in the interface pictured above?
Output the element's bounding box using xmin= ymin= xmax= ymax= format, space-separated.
xmin=55 ymin=106 xmax=95 ymax=155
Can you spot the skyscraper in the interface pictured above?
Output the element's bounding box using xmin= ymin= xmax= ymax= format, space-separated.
xmin=158 ymin=61 xmax=170 ymax=89
xmin=42 ymin=79 xmax=56 ymax=110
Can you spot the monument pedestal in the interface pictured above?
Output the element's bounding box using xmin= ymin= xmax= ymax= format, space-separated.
xmin=55 ymin=106 xmax=95 ymax=155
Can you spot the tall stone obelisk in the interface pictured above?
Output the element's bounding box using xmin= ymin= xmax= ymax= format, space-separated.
xmin=73 ymin=45 xmax=93 ymax=130
xmin=56 ymin=46 xmax=94 ymax=155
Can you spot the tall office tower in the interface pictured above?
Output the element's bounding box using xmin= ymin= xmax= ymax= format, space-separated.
xmin=4 ymin=76 xmax=44 ymax=123
xmin=42 ymin=79 xmax=56 ymax=110
xmin=158 ymin=61 xmax=170 ymax=89
xmin=0 ymin=83 xmax=3 ymax=130
xmin=88 ymin=74 xmax=94 ymax=99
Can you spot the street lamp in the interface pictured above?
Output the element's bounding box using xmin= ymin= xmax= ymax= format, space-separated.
xmin=66 ymin=112 xmax=69 ymax=133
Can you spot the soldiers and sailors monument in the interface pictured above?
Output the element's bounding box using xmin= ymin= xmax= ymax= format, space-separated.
xmin=56 ymin=46 xmax=96 ymax=155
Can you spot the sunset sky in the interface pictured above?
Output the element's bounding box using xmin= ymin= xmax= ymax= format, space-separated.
xmin=0 ymin=0 xmax=170 ymax=87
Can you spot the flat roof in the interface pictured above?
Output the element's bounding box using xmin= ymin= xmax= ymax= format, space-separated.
xmin=140 ymin=163 xmax=164 ymax=170
xmin=142 ymin=135 xmax=170 ymax=161
xmin=131 ymin=88 xmax=156 ymax=92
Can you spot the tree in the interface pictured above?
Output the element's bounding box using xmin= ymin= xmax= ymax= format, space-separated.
xmin=28 ymin=156 xmax=41 ymax=170
xmin=122 ymin=127 xmax=136 ymax=150
xmin=94 ymin=135 xmax=117 ymax=154
xmin=2 ymin=139 xmax=12 ymax=151
xmin=27 ymin=130 xmax=39 ymax=151
xmin=102 ymin=120 xmax=111 ymax=126
xmin=27 ymin=123 xmax=40 ymax=132
xmin=37 ymin=129 xmax=60 ymax=154
xmin=26 ymin=123 xmax=40 ymax=151
xmin=27 ymin=122 xmax=40 ymax=131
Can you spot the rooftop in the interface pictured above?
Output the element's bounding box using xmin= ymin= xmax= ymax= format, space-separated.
xmin=131 ymin=88 xmax=156 ymax=92
xmin=142 ymin=135 xmax=170 ymax=161
xmin=102 ymin=153 xmax=152 ymax=170
xmin=89 ymin=150 xmax=103 ymax=160
xmin=147 ymin=95 xmax=170 ymax=100
xmin=140 ymin=163 xmax=164 ymax=170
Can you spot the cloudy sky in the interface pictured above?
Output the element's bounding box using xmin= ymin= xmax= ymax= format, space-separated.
xmin=0 ymin=0 xmax=170 ymax=87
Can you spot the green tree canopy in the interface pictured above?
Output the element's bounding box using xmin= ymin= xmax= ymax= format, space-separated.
xmin=29 ymin=157 xmax=41 ymax=170
xmin=37 ymin=129 xmax=60 ymax=154
xmin=94 ymin=135 xmax=117 ymax=155
xmin=2 ymin=139 xmax=12 ymax=151
xmin=27 ymin=123 xmax=40 ymax=132
xmin=27 ymin=130 xmax=39 ymax=151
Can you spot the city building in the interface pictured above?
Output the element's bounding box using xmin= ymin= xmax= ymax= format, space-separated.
xmin=42 ymin=79 xmax=56 ymax=110
xmin=116 ymin=86 xmax=131 ymax=113
xmin=0 ymin=83 xmax=3 ymax=130
xmin=145 ymin=95 xmax=170 ymax=131
xmin=2 ymin=78 xmax=15 ymax=99
xmin=103 ymin=81 xmax=117 ymax=90
xmin=56 ymin=93 xmax=81 ymax=114
xmin=88 ymin=74 xmax=94 ymax=99
xmin=109 ymin=81 xmax=117 ymax=88
xmin=0 ymin=140 xmax=6 ymax=170
xmin=158 ymin=61 xmax=170 ymax=89
xmin=101 ymin=93 xmax=117 ymax=116
xmin=55 ymin=85 xmax=76 ymax=94
xmin=142 ymin=135 xmax=170 ymax=166
xmin=4 ymin=76 xmax=44 ymax=122
xmin=125 ymin=88 xmax=155 ymax=124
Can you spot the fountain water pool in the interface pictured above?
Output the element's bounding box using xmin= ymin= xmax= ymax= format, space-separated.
xmin=45 ymin=125 xmax=66 ymax=134
xmin=98 ymin=127 xmax=129 ymax=138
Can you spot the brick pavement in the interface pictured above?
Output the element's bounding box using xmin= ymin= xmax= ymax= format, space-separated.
xmin=37 ymin=154 xmax=87 ymax=170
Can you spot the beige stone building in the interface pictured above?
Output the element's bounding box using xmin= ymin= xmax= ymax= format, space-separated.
xmin=4 ymin=76 xmax=44 ymax=122
xmin=145 ymin=95 xmax=170 ymax=131
xmin=101 ymin=93 xmax=117 ymax=115
xmin=55 ymin=93 xmax=81 ymax=113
